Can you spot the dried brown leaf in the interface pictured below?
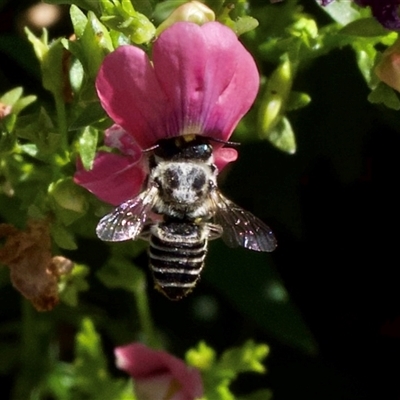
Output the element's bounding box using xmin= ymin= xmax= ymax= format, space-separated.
xmin=0 ymin=219 xmax=74 ymax=311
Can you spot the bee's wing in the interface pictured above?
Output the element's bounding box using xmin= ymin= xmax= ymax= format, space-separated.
xmin=96 ymin=186 xmax=158 ymax=242
xmin=211 ymin=191 xmax=277 ymax=252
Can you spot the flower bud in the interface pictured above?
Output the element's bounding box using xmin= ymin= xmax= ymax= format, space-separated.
xmin=156 ymin=1 xmax=215 ymax=36
xmin=0 ymin=102 xmax=12 ymax=119
xmin=258 ymin=58 xmax=292 ymax=134
xmin=375 ymin=38 xmax=400 ymax=92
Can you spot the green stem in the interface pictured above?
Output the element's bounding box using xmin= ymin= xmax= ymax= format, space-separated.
xmin=54 ymin=94 xmax=68 ymax=156
xmin=133 ymin=276 xmax=160 ymax=349
xmin=11 ymin=300 xmax=43 ymax=400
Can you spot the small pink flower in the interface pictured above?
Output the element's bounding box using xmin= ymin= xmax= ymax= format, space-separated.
xmin=75 ymin=22 xmax=259 ymax=205
xmin=115 ymin=343 xmax=203 ymax=400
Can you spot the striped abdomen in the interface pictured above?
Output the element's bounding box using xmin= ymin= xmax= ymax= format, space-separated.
xmin=149 ymin=221 xmax=208 ymax=301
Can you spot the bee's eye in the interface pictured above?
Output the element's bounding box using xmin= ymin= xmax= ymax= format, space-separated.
xmin=165 ymin=169 xmax=180 ymax=189
xmin=192 ymin=174 xmax=206 ymax=191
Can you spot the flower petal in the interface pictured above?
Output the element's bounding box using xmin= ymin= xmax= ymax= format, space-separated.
xmin=104 ymin=124 xmax=143 ymax=157
xmin=96 ymin=46 xmax=171 ymax=149
xmin=153 ymin=22 xmax=259 ymax=142
xmin=115 ymin=343 xmax=203 ymax=399
xmin=214 ymin=147 xmax=238 ymax=171
xmin=74 ymin=152 xmax=146 ymax=205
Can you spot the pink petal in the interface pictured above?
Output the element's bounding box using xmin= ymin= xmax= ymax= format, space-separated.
xmin=96 ymin=46 xmax=171 ymax=149
xmin=115 ymin=343 xmax=203 ymax=399
xmin=73 ymin=152 xmax=146 ymax=205
xmin=214 ymin=147 xmax=238 ymax=171
xmin=152 ymin=22 xmax=259 ymax=141
xmin=104 ymin=124 xmax=143 ymax=157
xmin=134 ymin=373 xmax=176 ymax=400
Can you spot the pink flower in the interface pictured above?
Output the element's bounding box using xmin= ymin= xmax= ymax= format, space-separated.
xmin=115 ymin=343 xmax=203 ymax=400
xmin=74 ymin=22 xmax=259 ymax=205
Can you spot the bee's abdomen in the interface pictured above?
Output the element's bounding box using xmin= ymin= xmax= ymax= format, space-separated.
xmin=149 ymin=222 xmax=207 ymax=301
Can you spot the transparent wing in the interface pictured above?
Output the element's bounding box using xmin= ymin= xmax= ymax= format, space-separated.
xmin=96 ymin=186 xmax=158 ymax=242
xmin=211 ymin=191 xmax=277 ymax=252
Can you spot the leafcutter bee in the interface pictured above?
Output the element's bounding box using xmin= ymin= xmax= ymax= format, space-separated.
xmin=97 ymin=135 xmax=277 ymax=300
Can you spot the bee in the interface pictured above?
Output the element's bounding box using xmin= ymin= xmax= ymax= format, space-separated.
xmin=96 ymin=135 xmax=277 ymax=300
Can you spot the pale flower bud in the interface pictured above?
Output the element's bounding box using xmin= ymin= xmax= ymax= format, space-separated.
xmin=375 ymin=38 xmax=400 ymax=92
xmin=0 ymin=102 xmax=12 ymax=119
xmin=156 ymin=1 xmax=215 ymax=36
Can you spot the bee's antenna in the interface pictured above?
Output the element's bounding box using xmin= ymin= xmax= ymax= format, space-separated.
xmin=143 ymin=144 xmax=159 ymax=153
xmin=209 ymin=137 xmax=241 ymax=147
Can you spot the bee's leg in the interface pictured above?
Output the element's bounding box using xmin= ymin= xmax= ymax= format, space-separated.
xmin=138 ymin=223 xmax=152 ymax=241
xmin=205 ymin=223 xmax=223 ymax=240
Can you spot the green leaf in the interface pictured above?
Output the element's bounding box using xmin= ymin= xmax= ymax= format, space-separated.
xmin=70 ymin=103 xmax=106 ymax=130
xmin=318 ymin=0 xmax=363 ymax=25
xmin=217 ymin=2 xmax=259 ymax=36
xmin=96 ymin=256 xmax=146 ymax=293
xmin=186 ymin=341 xmax=216 ymax=371
xmin=64 ymin=11 xmax=114 ymax=80
xmin=39 ymin=362 xmax=75 ymax=399
xmin=286 ymin=91 xmax=311 ymax=111
xmin=72 ymin=318 xmax=135 ymax=399
xmin=41 ymin=38 xmax=65 ymax=99
xmin=12 ymin=95 xmax=37 ymax=115
xmin=352 ymin=40 xmax=378 ymax=84
xmin=340 ymin=17 xmax=390 ymax=37
xmin=51 ymin=223 xmax=77 ymax=250
xmin=153 ymin=0 xmax=187 ymax=24
xmin=368 ymin=81 xmax=400 ymax=109
xmin=219 ymin=340 xmax=268 ymax=375
xmin=25 ymin=27 xmax=49 ymax=61
xmin=68 ymin=56 xmax=85 ymax=94
xmin=0 ymin=87 xmax=23 ymax=105
xmin=15 ymin=108 xmax=62 ymax=155
xmin=1 ymin=113 xmax=16 ymax=133
xmin=74 ymin=318 xmax=108 ymax=378
xmin=70 ymin=4 xmax=88 ymax=37
xmin=257 ymin=58 xmax=293 ymax=134
xmin=40 ymin=326 xmax=135 ymax=399
xmin=232 ymin=16 xmax=259 ymax=36
xmin=196 ymin=340 xmax=270 ymax=400
xmin=49 ymin=177 xmax=88 ymax=213
xmin=266 ymin=117 xmax=297 ymax=154
xmin=81 ymin=12 xmax=114 ymax=78
xmin=77 ymin=125 xmax=99 ymax=170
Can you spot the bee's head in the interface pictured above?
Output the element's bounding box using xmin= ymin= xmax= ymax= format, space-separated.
xmin=152 ymin=162 xmax=213 ymax=207
xmin=154 ymin=135 xmax=213 ymax=162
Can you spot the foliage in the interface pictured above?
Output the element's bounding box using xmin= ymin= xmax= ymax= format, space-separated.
xmin=0 ymin=0 xmax=390 ymax=398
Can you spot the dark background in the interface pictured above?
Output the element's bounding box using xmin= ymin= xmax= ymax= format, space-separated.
xmin=0 ymin=1 xmax=390 ymax=399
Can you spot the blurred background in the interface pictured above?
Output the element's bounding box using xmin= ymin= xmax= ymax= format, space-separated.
xmin=0 ymin=1 xmax=389 ymax=399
